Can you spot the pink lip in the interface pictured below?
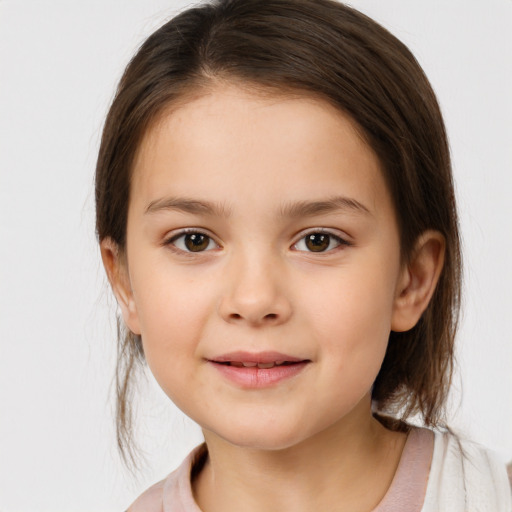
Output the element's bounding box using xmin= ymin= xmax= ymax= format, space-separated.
xmin=207 ymin=351 xmax=311 ymax=389
xmin=211 ymin=351 xmax=305 ymax=364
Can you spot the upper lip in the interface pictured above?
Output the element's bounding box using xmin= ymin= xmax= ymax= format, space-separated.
xmin=209 ymin=351 xmax=308 ymax=364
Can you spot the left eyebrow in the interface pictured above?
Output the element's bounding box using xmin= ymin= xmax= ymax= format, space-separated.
xmin=279 ymin=196 xmax=371 ymax=218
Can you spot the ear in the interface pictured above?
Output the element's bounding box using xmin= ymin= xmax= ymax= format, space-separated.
xmin=100 ymin=238 xmax=141 ymax=335
xmin=391 ymin=230 xmax=445 ymax=332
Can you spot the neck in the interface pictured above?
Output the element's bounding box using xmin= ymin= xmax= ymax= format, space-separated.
xmin=193 ymin=402 xmax=408 ymax=512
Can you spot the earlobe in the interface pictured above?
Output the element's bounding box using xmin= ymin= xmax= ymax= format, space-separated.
xmin=100 ymin=238 xmax=141 ymax=335
xmin=391 ymin=231 xmax=445 ymax=332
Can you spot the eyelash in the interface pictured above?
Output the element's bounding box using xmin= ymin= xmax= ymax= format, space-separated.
xmin=292 ymin=229 xmax=351 ymax=253
xmin=164 ymin=228 xmax=220 ymax=255
xmin=164 ymin=228 xmax=351 ymax=255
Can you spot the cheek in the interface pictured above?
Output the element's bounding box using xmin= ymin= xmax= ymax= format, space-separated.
xmin=129 ymin=263 xmax=216 ymax=379
xmin=304 ymin=268 xmax=396 ymax=379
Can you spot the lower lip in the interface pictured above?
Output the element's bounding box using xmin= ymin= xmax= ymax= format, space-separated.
xmin=209 ymin=361 xmax=310 ymax=389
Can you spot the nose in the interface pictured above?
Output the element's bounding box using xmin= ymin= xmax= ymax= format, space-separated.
xmin=218 ymin=251 xmax=292 ymax=327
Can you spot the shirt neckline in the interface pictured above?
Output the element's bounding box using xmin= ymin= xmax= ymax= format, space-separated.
xmin=165 ymin=426 xmax=434 ymax=512
xmin=372 ymin=427 xmax=434 ymax=512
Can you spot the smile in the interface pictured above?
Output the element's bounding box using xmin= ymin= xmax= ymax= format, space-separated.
xmin=217 ymin=361 xmax=295 ymax=369
xmin=207 ymin=351 xmax=310 ymax=388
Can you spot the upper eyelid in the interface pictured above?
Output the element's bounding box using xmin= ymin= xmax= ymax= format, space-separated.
xmin=166 ymin=227 xmax=218 ymax=241
xmin=292 ymin=227 xmax=351 ymax=243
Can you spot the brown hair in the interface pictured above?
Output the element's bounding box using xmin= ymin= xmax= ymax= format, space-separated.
xmin=96 ymin=0 xmax=461 ymax=469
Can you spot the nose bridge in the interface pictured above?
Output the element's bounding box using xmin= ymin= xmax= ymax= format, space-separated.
xmin=219 ymin=242 xmax=291 ymax=326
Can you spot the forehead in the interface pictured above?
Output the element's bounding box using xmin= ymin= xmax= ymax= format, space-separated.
xmin=130 ymin=84 xmax=390 ymax=217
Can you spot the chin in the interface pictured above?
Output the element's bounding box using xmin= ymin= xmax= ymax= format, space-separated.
xmin=208 ymin=420 xmax=314 ymax=452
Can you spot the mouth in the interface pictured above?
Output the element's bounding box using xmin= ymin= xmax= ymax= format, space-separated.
xmin=207 ymin=351 xmax=311 ymax=388
xmin=214 ymin=360 xmax=301 ymax=369
xmin=209 ymin=350 xmax=309 ymax=367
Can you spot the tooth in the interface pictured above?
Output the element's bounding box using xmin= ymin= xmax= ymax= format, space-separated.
xmin=230 ymin=361 xmax=244 ymax=367
xmin=242 ymin=362 xmax=257 ymax=367
xmin=275 ymin=361 xmax=285 ymax=365
xmin=257 ymin=362 xmax=275 ymax=369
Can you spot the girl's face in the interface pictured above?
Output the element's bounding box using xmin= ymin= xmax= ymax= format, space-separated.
xmin=115 ymin=85 xmax=409 ymax=450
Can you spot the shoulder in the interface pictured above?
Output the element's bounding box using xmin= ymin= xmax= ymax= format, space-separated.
xmin=434 ymin=429 xmax=509 ymax=485
xmin=126 ymin=479 xmax=166 ymax=512
xmin=434 ymin=429 xmax=506 ymax=474
xmin=423 ymin=429 xmax=512 ymax=511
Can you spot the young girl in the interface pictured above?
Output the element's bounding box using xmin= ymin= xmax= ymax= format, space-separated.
xmin=95 ymin=0 xmax=512 ymax=510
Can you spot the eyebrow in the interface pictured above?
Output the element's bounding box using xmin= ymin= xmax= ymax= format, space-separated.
xmin=145 ymin=197 xmax=232 ymax=217
xmin=144 ymin=195 xmax=371 ymax=218
xmin=278 ymin=196 xmax=371 ymax=218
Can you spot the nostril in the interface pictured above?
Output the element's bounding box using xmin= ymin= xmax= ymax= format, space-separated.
xmin=228 ymin=312 xmax=278 ymax=321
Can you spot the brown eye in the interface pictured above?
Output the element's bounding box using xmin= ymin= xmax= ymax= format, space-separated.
xmin=293 ymin=231 xmax=348 ymax=253
xmin=305 ymin=233 xmax=330 ymax=252
xmin=184 ymin=233 xmax=210 ymax=252
xmin=168 ymin=231 xmax=218 ymax=253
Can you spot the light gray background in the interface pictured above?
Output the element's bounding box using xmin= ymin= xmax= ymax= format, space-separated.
xmin=0 ymin=1 xmax=511 ymax=510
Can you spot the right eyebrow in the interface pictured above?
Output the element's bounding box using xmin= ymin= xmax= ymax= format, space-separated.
xmin=144 ymin=196 xmax=232 ymax=217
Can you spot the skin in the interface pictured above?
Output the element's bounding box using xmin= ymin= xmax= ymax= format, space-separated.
xmin=102 ymin=84 xmax=445 ymax=512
